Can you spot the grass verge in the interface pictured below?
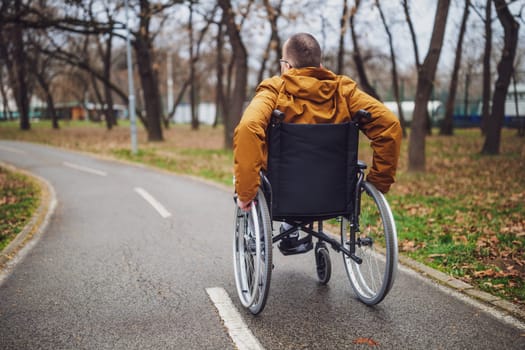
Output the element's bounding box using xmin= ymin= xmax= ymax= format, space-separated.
xmin=0 ymin=165 xmax=41 ymax=251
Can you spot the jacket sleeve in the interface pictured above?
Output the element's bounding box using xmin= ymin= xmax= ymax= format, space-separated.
xmin=233 ymin=78 xmax=280 ymax=202
xmin=346 ymin=86 xmax=402 ymax=193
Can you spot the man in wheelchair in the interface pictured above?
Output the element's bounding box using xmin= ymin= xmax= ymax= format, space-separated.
xmin=233 ymin=32 xmax=402 ymax=255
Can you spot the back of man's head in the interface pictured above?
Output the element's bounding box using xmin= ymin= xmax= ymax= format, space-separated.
xmin=284 ymin=33 xmax=321 ymax=68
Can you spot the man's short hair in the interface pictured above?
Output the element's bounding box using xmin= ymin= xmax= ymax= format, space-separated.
xmin=285 ymin=33 xmax=321 ymax=68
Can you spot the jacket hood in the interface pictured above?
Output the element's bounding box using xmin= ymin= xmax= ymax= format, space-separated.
xmin=281 ymin=67 xmax=338 ymax=103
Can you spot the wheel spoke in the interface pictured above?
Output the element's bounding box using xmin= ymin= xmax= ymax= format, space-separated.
xmin=341 ymin=182 xmax=397 ymax=305
xmin=233 ymin=189 xmax=273 ymax=314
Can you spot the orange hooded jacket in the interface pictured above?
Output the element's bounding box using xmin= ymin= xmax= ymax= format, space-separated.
xmin=233 ymin=67 xmax=402 ymax=203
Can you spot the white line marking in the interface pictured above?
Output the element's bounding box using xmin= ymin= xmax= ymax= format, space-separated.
xmin=0 ymin=145 xmax=26 ymax=154
xmin=63 ymin=162 xmax=107 ymax=176
xmin=134 ymin=187 xmax=172 ymax=218
xmin=206 ymin=287 xmax=264 ymax=350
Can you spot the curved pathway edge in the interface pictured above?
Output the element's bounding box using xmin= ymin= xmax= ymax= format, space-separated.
xmin=0 ymin=161 xmax=57 ymax=281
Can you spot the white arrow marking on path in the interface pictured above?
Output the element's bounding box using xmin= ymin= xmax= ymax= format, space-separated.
xmin=63 ymin=161 xmax=108 ymax=177
xmin=206 ymin=287 xmax=264 ymax=350
xmin=134 ymin=187 xmax=172 ymax=219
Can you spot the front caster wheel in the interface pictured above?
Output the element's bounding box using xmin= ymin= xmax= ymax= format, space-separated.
xmin=315 ymin=244 xmax=331 ymax=285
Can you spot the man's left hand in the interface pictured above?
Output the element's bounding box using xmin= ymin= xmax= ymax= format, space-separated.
xmin=236 ymin=198 xmax=252 ymax=212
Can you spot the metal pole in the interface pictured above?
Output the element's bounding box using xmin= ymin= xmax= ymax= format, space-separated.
xmin=167 ymin=52 xmax=173 ymax=117
xmin=125 ymin=0 xmax=138 ymax=154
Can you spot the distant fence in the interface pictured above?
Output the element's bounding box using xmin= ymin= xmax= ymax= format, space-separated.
xmin=171 ymin=103 xmax=216 ymax=125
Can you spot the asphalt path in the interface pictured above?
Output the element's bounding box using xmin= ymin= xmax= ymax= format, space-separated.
xmin=0 ymin=140 xmax=524 ymax=349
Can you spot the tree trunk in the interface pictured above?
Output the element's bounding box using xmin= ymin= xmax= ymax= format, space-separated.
xmin=337 ymin=0 xmax=348 ymax=75
xmin=218 ymin=0 xmax=248 ymax=150
xmin=44 ymin=88 xmax=59 ymax=129
xmin=135 ymin=37 xmax=163 ymax=141
xmin=349 ymin=0 xmax=381 ymax=101
xmin=403 ymin=0 xmax=432 ymax=136
xmin=134 ymin=4 xmax=164 ymax=142
xmin=441 ymin=0 xmax=470 ymax=136
xmin=408 ymin=0 xmax=450 ymax=171
xmin=7 ymin=2 xmax=31 ymax=130
xmin=402 ymin=0 xmax=421 ymax=68
xmin=91 ymin=71 xmax=104 ymax=121
xmin=481 ymin=0 xmax=519 ymax=154
xmin=376 ymin=0 xmax=406 ymax=137
xmin=0 ymin=30 xmax=14 ymax=121
xmin=0 ymin=71 xmax=13 ymax=120
xmin=14 ymin=38 xmax=30 ymax=129
xmin=103 ymin=32 xmax=116 ymax=130
xmin=135 ymin=37 xmax=164 ymax=141
xmin=94 ymin=7 xmax=117 ymax=130
xmin=257 ymin=0 xmax=282 ymax=82
xmin=34 ymin=69 xmax=59 ymax=129
xmin=480 ymin=0 xmax=492 ymax=135
xmin=514 ymin=75 xmax=524 ymax=137
xmin=463 ymin=65 xmax=471 ymax=119
xmin=189 ymin=0 xmax=199 ymax=130
xmin=214 ymin=21 xmax=225 ymax=129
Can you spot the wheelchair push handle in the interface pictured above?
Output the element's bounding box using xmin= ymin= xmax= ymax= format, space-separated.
xmin=271 ymin=110 xmax=285 ymax=123
xmin=352 ymin=109 xmax=371 ymax=124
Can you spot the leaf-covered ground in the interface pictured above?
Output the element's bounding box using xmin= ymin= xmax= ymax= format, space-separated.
xmin=1 ymin=121 xmax=523 ymax=307
xmin=389 ymin=130 xmax=524 ymax=306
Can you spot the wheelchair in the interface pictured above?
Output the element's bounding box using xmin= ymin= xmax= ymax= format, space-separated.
xmin=233 ymin=110 xmax=398 ymax=315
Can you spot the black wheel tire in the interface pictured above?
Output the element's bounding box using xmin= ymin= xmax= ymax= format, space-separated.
xmin=316 ymin=246 xmax=331 ymax=285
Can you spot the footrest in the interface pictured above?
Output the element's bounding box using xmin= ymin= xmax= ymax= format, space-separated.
xmin=278 ymin=236 xmax=313 ymax=256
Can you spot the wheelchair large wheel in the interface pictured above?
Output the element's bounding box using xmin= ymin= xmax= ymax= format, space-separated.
xmin=233 ymin=189 xmax=273 ymax=315
xmin=341 ymin=181 xmax=398 ymax=305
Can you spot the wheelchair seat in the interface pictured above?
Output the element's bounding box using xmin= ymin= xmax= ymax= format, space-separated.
xmin=264 ymin=112 xmax=360 ymax=221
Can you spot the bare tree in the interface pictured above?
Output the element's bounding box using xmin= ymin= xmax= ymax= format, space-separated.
xmin=257 ymin=0 xmax=283 ymax=82
xmin=408 ymin=0 xmax=450 ymax=171
xmin=189 ymin=0 xmax=198 ymax=130
xmin=4 ymin=0 xmax=184 ymax=140
xmin=481 ymin=0 xmax=493 ymax=134
xmin=218 ymin=0 xmax=249 ymax=149
xmin=42 ymin=37 xmax=145 ymax=124
xmin=0 ymin=67 xmax=13 ymax=120
xmin=214 ymin=19 xmax=225 ymax=129
xmin=28 ymin=41 xmax=60 ymax=129
xmin=349 ymin=0 xmax=381 ymax=101
xmin=93 ymin=4 xmax=118 ymax=130
xmin=337 ymin=0 xmax=349 ymax=75
xmin=514 ymin=71 xmax=524 ymax=137
xmin=132 ymin=0 xmax=165 ymax=141
xmin=376 ymin=0 xmax=407 ymax=136
xmin=402 ymin=0 xmax=421 ymax=68
xmin=441 ymin=0 xmax=471 ymax=136
xmin=0 ymin=32 xmax=15 ymax=121
xmin=165 ymin=4 xmax=217 ymax=128
xmin=0 ymin=0 xmax=32 ymax=130
xmin=403 ymin=0 xmax=433 ymax=135
xmin=481 ymin=0 xmax=520 ymax=154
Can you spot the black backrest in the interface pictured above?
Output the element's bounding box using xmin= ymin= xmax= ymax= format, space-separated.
xmin=266 ymin=117 xmax=359 ymax=221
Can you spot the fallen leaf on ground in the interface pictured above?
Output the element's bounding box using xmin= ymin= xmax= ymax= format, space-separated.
xmin=474 ymin=269 xmax=495 ymax=277
xmin=353 ymin=337 xmax=380 ymax=346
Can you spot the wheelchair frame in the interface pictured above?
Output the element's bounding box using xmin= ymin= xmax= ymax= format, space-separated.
xmin=262 ymin=161 xmax=367 ymax=265
xmin=233 ymin=110 xmax=398 ymax=315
